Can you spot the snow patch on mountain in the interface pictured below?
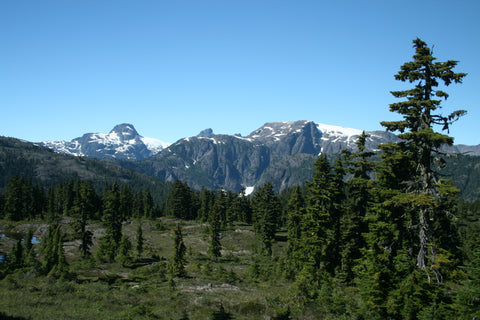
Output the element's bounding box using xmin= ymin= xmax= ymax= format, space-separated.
xmin=316 ymin=123 xmax=363 ymax=138
xmin=141 ymin=137 xmax=170 ymax=155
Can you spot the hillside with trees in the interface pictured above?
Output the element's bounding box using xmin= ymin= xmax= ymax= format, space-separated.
xmin=0 ymin=39 xmax=479 ymax=319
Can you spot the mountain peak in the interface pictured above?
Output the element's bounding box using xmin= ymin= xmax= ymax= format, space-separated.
xmin=110 ymin=123 xmax=140 ymax=141
xmin=197 ymin=128 xmax=215 ymax=138
xmin=39 ymin=123 xmax=168 ymax=160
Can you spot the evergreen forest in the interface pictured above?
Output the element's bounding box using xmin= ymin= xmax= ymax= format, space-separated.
xmin=0 ymin=39 xmax=479 ymax=319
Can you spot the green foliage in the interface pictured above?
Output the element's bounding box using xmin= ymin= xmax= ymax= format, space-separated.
xmin=252 ymin=182 xmax=281 ymax=255
xmin=116 ymin=236 xmax=133 ymax=266
xmin=381 ymin=38 xmax=466 ymax=275
xmin=166 ymin=180 xmax=198 ymax=220
xmin=208 ymin=194 xmax=223 ymax=261
xmin=0 ymin=39 xmax=478 ymax=320
xmin=172 ymin=224 xmax=187 ymax=277
xmin=135 ymin=223 xmax=144 ymax=258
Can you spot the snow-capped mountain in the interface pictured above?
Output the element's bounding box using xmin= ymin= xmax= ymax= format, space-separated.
xmin=36 ymin=120 xmax=479 ymax=193
xmin=39 ymin=124 xmax=170 ymax=161
xmin=134 ymin=120 xmax=399 ymax=192
xmin=247 ymin=120 xmax=397 ymax=154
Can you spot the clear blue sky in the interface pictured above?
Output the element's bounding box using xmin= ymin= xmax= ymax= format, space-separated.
xmin=1 ymin=0 xmax=479 ymax=145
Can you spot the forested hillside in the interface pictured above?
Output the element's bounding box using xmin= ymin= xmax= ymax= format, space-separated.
xmin=0 ymin=39 xmax=479 ymax=319
xmin=0 ymin=136 xmax=171 ymax=204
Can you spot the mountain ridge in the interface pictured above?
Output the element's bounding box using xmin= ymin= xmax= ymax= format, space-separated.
xmin=38 ymin=123 xmax=169 ymax=161
xmin=34 ymin=121 xmax=480 ymax=193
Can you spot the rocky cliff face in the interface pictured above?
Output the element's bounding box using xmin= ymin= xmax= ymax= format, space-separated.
xmin=140 ymin=120 xmax=399 ymax=192
xmin=143 ymin=135 xmax=271 ymax=191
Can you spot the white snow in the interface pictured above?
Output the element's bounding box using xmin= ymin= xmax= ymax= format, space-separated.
xmin=244 ymin=186 xmax=255 ymax=196
xmin=316 ymin=123 xmax=363 ymax=137
xmin=141 ymin=136 xmax=170 ymax=154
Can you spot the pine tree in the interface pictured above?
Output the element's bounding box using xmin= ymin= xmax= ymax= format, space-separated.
xmin=381 ymin=38 xmax=466 ymax=281
xmin=96 ymin=183 xmax=123 ymax=262
xmin=285 ymin=186 xmax=306 ymax=276
xmin=208 ymin=194 xmax=223 ymax=261
xmin=143 ymin=188 xmax=155 ymax=219
xmin=119 ymin=185 xmax=133 ymax=220
xmin=23 ymin=229 xmax=37 ymax=267
xmin=198 ymin=187 xmax=215 ymax=222
xmin=103 ymin=182 xmax=122 ymax=246
xmin=173 ymin=224 xmax=187 ymax=277
xmin=9 ymin=239 xmax=24 ymax=269
xmin=135 ymin=223 xmax=144 ymax=259
xmin=301 ymin=155 xmax=337 ymax=277
xmin=72 ymin=180 xmax=96 ymax=257
xmin=340 ymin=132 xmax=374 ymax=281
xmin=166 ymin=180 xmax=195 ymax=220
xmin=116 ymin=236 xmax=132 ymax=266
xmin=252 ymin=182 xmax=281 ymax=256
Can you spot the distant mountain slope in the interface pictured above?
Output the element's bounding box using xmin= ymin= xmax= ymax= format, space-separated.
xmin=39 ymin=123 xmax=169 ymax=161
xmin=0 ymin=136 xmax=170 ymax=203
xmin=130 ymin=120 xmax=400 ymax=192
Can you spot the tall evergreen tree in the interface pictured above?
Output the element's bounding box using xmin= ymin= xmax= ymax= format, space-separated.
xmin=381 ymin=38 xmax=466 ymax=280
xmin=340 ymin=132 xmax=374 ymax=281
xmin=135 ymin=222 xmax=144 ymax=259
xmin=172 ymin=224 xmax=187 ymax=277
xmin=166 ymin=180 xmax=196 ymax=220
xmin=285 ymin=185 xmax=306 ymax=277
xmin=252 ymin=182 xmax=281 ymax=256
xmin=208 ymin=193 xmax=223 ymax=261
xmin=103 ymin=182 xmax=122 ymax=246
xmin=119 ymin=185 xmax=133 ymax=220
xmin=96 ymin=182 xmax=123 ymax=262
xmin=301 ymin=155 xmax=337 ymax=277
xmin=72 ymin=180 xmax=96 ymax=257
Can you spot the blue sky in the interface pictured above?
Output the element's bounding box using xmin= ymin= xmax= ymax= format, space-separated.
xmin=1 ymin=0 xmax=479 ymax=145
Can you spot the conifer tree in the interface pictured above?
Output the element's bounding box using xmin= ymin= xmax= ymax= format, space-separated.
xmin=173 ymin=224 xmax=187 ymax=277
xmin=166 ymin=180 xmax=195 ymax=220
xmin=381 ymin=38 xmax=466 ymax=280
xmin=285 ymin=186 xmax=306 ymax=276
xmin=340 ymin=132 xmax=373 ymax=281
xmin=96 ymin=183 xmax=123 ymax=262
xmin=135 ymin=223 xmax=144 ymax=259
xmin=116 ymin=235 xmax=132 ymax=266
xmin=23 ymin=229 xmax=37 ymax=267
xmin=252 ymin=182 xmax=281 ymax=256
xmin=143 ymin=188 xmax=155 ymax=219
xmin=198 ymin=187 xmax=215 ymax=222
xmin=119 ymin=185 xmax=133 ymax=220
xmin=208 ymin=195 xmax=223 ymax=261
xmin=72 ymin=181 xmax=96 ymax=257
xmin=301 ymin=155 xmax=337 ymax=277
xmin=9 ymin=240 xmax=24 ymax=269
xmin=103 ymin=182 xmax=122 ymax=246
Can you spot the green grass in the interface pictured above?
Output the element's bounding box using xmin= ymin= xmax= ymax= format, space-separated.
xmin=0 ymin=218 xmax=297 ymax=320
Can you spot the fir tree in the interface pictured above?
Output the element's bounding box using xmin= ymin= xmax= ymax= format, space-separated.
xmin=381 ymin=38 xmax=466 ymax=281
xmin=301 ymin=155 xmax=337 ymax=277
xmin=285 ymin=185 xmax=306 ymax=276
xmin=135 ymin=223 xmax=144 ymax=259
xmin=116 ymin=236 xmax=132 ymax=266
xmin=9 ymin=240 xmax=24 ymax=269
xmin=208 ymin=194 xmax=223 ymax=261
xmin=172 ymin=224 xmax=187 ymax=277
xmin=23 ymin=229 xmax=37 ymax=267
xmin=252 ymin=182 xmax=281 ymax=256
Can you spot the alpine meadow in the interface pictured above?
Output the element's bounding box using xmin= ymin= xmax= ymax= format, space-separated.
xmin=1 ymin=39 xmax=479 ymax=320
